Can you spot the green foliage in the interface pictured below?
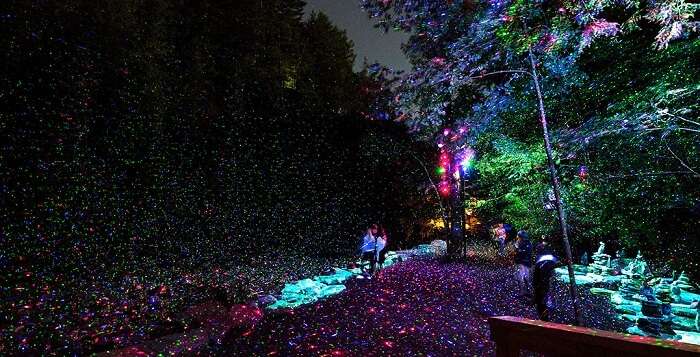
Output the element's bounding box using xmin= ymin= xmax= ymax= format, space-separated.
xmin=474 ymin=138 xmax=555 ymax=235
xmin=361 ymin=0 xmax=700 ymax=275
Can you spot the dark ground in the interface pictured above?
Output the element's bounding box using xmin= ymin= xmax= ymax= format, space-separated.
xmin=225 ymin=258 xmax=628 ymax=356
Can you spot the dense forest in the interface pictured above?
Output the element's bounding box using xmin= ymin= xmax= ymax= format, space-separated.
xmin=361 ymin=0 xmax=700 ymax=276
xmin=0 ymin=1 xmax=436 ymax=353
xmin=2 ymin=0 xmax=700 ymax=353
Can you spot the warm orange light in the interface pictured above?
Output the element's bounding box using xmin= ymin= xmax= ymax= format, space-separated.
xmin=426 ymin=218 xmax=445 ymax=229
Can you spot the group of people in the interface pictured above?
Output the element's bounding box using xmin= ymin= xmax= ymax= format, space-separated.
xmin=496 ymin=225 xmax=560 ymax=321
xmin=356 ymin=221 xmax=560 ymax=321
xmin=357 ymin=224 xmax=390 ymax=277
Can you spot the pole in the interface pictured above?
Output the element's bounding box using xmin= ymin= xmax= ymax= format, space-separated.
xmin=528 ymin=49 xmax=582 ymax=326
xmin=460 ymin=173 xmax=467 ymax=256
xmin=446 ymin=169 xmax=463 ymax=257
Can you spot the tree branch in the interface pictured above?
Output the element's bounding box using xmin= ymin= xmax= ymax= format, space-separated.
xmin=668 ymin=113 xmax=700 ymax=127
xmin=468 ymin=69 xmax=533 ymax=80
xmin=666 ymin=145 xmax=700 ymax=177
xmin=678 ymin=127 xmax=700 ymax=134
xmin=603 ymin=171 xmax=698 ymax=179
xmin=407 ymin=150 xmax=447 ymax=227
xmin=381 ymin=134 xmax=450 ymax=226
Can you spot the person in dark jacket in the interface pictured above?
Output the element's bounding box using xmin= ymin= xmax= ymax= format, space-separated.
xmin=376 ymin=226 xmax=389 ymax=270
xmin=533 ymin=239 xmax=559 ymax=321
xmin=514 ymin=230 xmax=533 ymax=297
xmin=494 ymin=223 xmax=507 ymax=256
xmin=503 ymin=223 xmax=515 ymax=244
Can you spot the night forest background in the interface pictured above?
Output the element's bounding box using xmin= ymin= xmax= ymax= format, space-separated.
xmin=1 ymin=1 xmax=436 ymax=353
xmin=1 ymin=0 xmax=699 ymax=354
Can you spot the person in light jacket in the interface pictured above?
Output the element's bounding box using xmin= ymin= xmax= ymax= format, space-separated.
xmin=358 ymin=224 xmax=379 ymax=275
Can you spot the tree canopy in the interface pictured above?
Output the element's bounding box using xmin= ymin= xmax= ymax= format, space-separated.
xmin=360 ymin=0 xmax=700 ymax=275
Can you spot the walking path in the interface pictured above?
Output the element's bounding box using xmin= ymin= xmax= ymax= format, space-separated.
xmin=226 ymin=259 xmax=626 ymax=356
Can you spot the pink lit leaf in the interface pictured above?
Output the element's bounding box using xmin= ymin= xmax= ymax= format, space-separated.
xmin=580 ymin=20 xmax=620 ymax=48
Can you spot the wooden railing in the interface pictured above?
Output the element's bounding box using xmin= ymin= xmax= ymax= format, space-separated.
xmin=488 ymin=316 xmax=700 ymax=357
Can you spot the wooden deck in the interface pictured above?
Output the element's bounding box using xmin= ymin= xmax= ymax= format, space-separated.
xmin=489 ymin=316 xmax=700 ymax=357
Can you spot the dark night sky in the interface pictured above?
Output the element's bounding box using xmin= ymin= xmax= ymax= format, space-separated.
xmin=304 ymin=0 xmax=411 ymax=72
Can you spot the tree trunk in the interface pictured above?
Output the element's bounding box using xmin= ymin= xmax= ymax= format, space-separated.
xmin=528 ymin=50 xmax=582 ymax=326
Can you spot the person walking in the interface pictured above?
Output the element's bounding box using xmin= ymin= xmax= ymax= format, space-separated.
xmin=503 ymin=223 xmax=515 ymax=244
xmin=514 ymin=230 xmax=533 ymax=298
xmin=494 ymin=223 xmax=507 ymax=256
xmin=533 ymin=239 xmax=559 ymax=321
